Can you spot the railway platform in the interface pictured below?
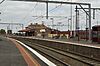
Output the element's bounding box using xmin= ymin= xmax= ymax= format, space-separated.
xmin=12 ymin=36 xmax=100 ymax=66
xmin=0 ymin=36 xmax=40 ymax=66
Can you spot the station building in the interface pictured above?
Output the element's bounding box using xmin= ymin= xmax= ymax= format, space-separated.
xmin=19 ymin=23 xmax=51 ymax=37
xmin=18 ymin=23 xmax=70 ymax=38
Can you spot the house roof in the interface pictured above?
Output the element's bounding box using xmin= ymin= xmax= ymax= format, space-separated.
xmin=28 ymin=23 xmax=48 ymax=29
xmin=18 ymin=23 xmax=49 ymax=32
xmin=18 ymin=29 xmax=35 ymax=32
xmin=18 ymin=23 xmax=62 ymax=32
xmin=18 ymin=29 xmax=30 ymax=32
xmin=92 ymin=25 xmax=100 ymax=28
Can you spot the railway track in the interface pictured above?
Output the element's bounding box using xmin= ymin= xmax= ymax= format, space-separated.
xmin=30 ymin=45 xmax=70 ymax=66
xmin=15 ymin=37 xmax=100 ymax=66
xmin=19 ymin=39 xmax=70 ymax=66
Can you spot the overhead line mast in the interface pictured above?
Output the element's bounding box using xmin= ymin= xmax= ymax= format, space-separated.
xmin=10 ymin=0 xmax=90 ymax=5
xmin=10 ymin=0 xmax=92 ymax=42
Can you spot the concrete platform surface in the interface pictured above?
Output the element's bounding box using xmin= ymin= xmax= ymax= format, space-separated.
xmin=0 ymin=36 xmax=27 ymax=66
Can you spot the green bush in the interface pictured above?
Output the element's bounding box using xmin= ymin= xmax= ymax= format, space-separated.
xmin=0 ymin=29 xmax=6 ymax=34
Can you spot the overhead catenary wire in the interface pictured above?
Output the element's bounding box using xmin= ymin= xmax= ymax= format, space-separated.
xmin=0 ymin=0 xmax=5 ymax=4
xmin=31 ymin=3 xmax=63 ymax=22
xmin=22 ymin=2 xmax=38 ymax=21
xmin=32 ymin=3 xmax=84 ymax=22
xmin=0 ymin=0 xmax=9 ymax=21
xmin=26 ymin=0 xmax=92 ymax=31
xmin=28 ymin=0 xmax=87 ymax=22
xmin=32 ymin=5 xmax=87 ymax=26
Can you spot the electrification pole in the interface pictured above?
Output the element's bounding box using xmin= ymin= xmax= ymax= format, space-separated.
xmin=46 ymin=1 xmax=48 ymax=19
xmin=10 ymin=0 xmax=92 ymax=42
xmin=70 ymin=0 xmax=72 ymax=37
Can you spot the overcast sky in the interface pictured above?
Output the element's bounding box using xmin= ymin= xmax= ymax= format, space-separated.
xmin=0 ymin=0 xmax=100 ymax=32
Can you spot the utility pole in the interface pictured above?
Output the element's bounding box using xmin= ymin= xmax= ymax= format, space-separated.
xmin=73 ymin=16 xmax=75 ymax=37
xmin=68 ymin=18 xmax=71 ymax=38
xmin=86 ymin=13 xmax=88 ymax=41
xmin=76 ymin=7 xmax=100 ymax=42
xmin=75 ymin=4 xmax=92 ymax=42
xmin=75 ymin=6 xmax=78 ymax=35
xmin=46 ymin=1 xmax=48 ymax=19
xmin=88 ymin=4 xmax=91 ymax=42
xmin=13 ymin=0 xmax=91 ymax=41
xmin=70 ymin=0 xmax=72 ymax=37
xmin=50 ymin=18 xmax=54 ymax=38
xmin=50 ymin=18 xmax=54 ymax=30
xmin=75 ymin=5 xmax=80 ymax=41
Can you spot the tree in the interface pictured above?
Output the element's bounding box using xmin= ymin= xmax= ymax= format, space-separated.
xmin=0 ymin=29 xmax=6 ymax=34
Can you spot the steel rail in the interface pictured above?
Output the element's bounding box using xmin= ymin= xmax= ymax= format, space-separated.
xmin=14 ymin=37 xmax=100 ymax=66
